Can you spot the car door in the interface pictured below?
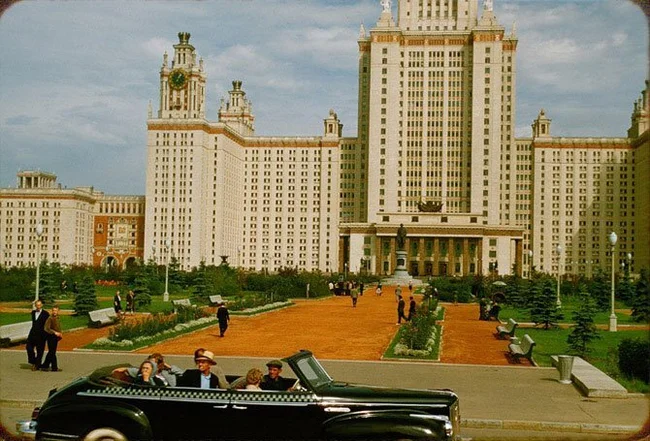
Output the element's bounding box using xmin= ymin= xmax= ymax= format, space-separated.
xmin=228 ymin=389 xmax=325 ymax=440
xmin=155 ymin=386 xmax=235 ymax=440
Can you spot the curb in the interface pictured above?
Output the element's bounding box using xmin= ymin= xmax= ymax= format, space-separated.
xmin=461 ymin=418 xmax=640 ymax=435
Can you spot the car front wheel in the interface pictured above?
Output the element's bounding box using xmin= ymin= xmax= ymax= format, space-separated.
xmin=83 ymin=427 xmax=128 ymax=441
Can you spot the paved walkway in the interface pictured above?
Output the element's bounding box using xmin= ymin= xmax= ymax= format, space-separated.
xmin=10 ymin=289 xmax=525 ymax=365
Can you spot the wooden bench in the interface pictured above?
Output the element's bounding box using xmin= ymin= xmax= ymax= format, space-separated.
xmin=496 ymin=318 xmax=518 ymax=340
xmin=208 ymin=295 xmax=224 ymax=306
xmin=88 ymin=307 xmax=118 ymax=328
xmin=0 ymin=321 xmax=32 ymax=346
xmin=508 ymin=334 xmax=536 ymax=365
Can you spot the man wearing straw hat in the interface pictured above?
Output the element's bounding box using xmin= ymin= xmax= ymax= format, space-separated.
xmin=178 ymin=348 xmax=229 ymax=389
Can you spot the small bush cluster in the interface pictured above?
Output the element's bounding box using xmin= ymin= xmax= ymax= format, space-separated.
xmin=618 ymin=338 xmax=650 ymax=383
xmin=108 ymin=305 xmax=209 ymax=342
xmin=401 ymin=304 xmax=437 ymax=351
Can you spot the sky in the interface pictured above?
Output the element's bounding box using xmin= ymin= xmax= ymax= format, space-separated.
xmin=0 ymin=0 xmax=647 ymax=195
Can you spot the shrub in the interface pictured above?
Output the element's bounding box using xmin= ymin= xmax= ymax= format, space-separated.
xmin=618 ymin=338 xmax=650 ymax=383
xmin=631 ymin=269 xmax=649 ymax=323
xmin=108 ymin=305 xmax=210 ymax=342
xmin=402 ymin=304 xmax=436 ymax=350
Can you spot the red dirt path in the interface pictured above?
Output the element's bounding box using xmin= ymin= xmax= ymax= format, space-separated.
xmin=14 ymin=287 xmax=514 ymax=365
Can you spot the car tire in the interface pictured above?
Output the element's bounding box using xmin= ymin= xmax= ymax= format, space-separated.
xmin=83 ymin=427 xmax=128 ymax=441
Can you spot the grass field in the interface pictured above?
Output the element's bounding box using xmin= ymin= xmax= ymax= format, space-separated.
xmin=498 ymin=298 xmax=638 ymax=325
xmin=521 ymin=326 xmax=649 ymax=393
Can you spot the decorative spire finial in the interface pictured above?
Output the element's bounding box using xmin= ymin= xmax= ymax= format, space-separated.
xmin=359 ymin=23 xmax=366 ymax=38
xmin=483 ymin=0 xmax=493 ymax=11
xmin=380 ymin=0 xmax=391 ymax=13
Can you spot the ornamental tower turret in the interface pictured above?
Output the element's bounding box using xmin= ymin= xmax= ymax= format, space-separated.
xmin=158 ymin=32 xmax=206 ymax=119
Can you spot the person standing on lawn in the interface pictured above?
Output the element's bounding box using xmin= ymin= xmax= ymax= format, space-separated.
xmin=216 ymin=302 xmax=230 ymax=337
xmin=26 ymin=299 xmax=49 ymax=371
xmin=42 ymin=305 xmax=63 ymax=372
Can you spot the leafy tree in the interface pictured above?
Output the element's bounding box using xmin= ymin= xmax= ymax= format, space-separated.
xmin=529 ymin=278 xmax=564 ymax=329
xmin=74 ymin=274 xmax=98 ymax=315
xmin=0 ymin=266 xmax=34 ymax=301
xmin=133 ymin=276 xmax=152 ymax=307
xmin=212 ymin=265 xmax=239 ymax=298
xmin=567 ymin=286 xmax=600 ymax=357
xmin=631 ymin=269 xmax=650 ymax=323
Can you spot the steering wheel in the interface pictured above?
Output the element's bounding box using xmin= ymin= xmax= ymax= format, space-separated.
xmin=291 ymin=379 xmax=306 ymax=392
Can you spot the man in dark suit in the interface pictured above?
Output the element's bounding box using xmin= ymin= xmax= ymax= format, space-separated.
xmin=178 ymin=348 xmax=228 ymax=389
xmin=26 ymin=299 xmax=49 ymax=371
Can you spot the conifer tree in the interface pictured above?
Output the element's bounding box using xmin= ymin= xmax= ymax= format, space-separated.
xmin=631 ymin=269 xmax=649 ymax=323
xmin=588 ymin=268 xmax=609 ymax=311
xmin=74 ymin=274 xmax=98 ymax=315
xmin=567 ymin=286 xmax=600 ymax=357
xmin=191 ymin=260 xmax=210 ymax=304
xmin=529 ymin=278 xmax=564 ymax=329
xmin=37 ymin=259 xmax=57 ymax=304
xmin=133 ymin=276 xmax=152 ymax=307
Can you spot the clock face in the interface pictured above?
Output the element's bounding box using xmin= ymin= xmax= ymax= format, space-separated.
xmin=169 ymin=69 xmax=188 ymax=90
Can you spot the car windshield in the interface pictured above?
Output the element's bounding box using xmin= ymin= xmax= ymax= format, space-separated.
xmin=294 ymin=355 xmax=332 ymax=389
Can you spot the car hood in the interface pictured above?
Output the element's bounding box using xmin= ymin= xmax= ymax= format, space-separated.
xmin=318 ymin=381 xmax=458 ymax=405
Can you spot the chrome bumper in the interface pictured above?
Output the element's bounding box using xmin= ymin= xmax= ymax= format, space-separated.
xmin=16 ymin=420 xmax=36 ymax=439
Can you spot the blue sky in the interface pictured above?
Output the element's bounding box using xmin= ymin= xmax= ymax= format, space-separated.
xmin=0 ymin=0 xmax=647 ymax=195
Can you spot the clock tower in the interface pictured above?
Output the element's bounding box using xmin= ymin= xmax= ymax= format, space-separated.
xmin=159 ymin=32 xmax=206 ymax=119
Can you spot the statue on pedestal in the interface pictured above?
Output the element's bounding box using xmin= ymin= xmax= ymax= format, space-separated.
xmin=396 ymin=223 xmax=407 ymax=251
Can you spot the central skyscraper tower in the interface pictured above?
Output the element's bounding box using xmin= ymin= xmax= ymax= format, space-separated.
xmin=344 ymin=0 xmax=523 ymax=277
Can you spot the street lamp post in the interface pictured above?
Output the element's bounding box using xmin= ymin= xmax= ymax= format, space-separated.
xmin=556 ymin=244 xmax=563 ymax=307
xmin=527 ymin=249 xmax=533 ymax=276
xmin=627 ymin=252 xmax=632 ymax=275
xmin=163 ymin=239 xmax=170 ymax=302
xmin=34 ymin=223 xmax=43 ymax=302
xmin=608 ymin=232 xmax=617 ymax=332
xmin=344 ymin=262 xmax=348 ymax=281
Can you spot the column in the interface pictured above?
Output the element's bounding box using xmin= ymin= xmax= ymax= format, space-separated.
xmin=375 ymin=237 xmax=383 ymax=275
xmin=419 ymin=237 xmax=426 ymax=276
xmin=390 ymin=238 xmax=396 ymax=274
xmin=449 ymin=238 xmax=455 ymax=276
xmin=338 ymin=237 xmax=345 ymax=273
xmin=463 ymin=238 xmax=470 ymax=276
xmin=515 ymin=239 xmax=523 ymax=277
xmin=477 ymin=239 xmax=483 ymax=276
xmin=433 ymin=238 xmax=440 ymax=276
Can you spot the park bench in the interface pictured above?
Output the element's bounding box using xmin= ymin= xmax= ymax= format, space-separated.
xmin=208 ymin=295 xmax=224 ymax=306
xmin=88 ymin=307 xmax=118 ymax=328
xmin=0 ymin=321 xmax=32 ymax=346
xmin=508 ymin=334 xmax=536 ymax=365
xmin=495 ymin=318 xmax=518 ymax=340
xmin=172 ymin=298 xmax=195 ymax=313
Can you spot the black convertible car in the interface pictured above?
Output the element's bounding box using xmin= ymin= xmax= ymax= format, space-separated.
xmin=22 ymin=350 xmax=460 ymax=440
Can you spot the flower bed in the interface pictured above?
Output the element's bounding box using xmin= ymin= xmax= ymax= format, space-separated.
xmin=230 ymin=301 xmax=293 ymax=316
xmin=87 ymin=316 xmax=217 ymax=350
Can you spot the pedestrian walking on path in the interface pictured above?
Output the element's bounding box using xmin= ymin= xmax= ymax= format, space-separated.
xmin=407 ymin=296 xmax=416 ymax=321
xmin=397 ymin=295 xmax=407 ymax=325
xmin=351 ymin=288 xmax=358 ymax=307
xmin=395 ymin=285 xmax=403 ymax=303
xmin=376 ymin=285 xmax=382 ymax=296
xmin=26 ymin=299 xmax=49 ymax=371
xmin=42 ymin=305 xmax=63 ymax=372
xmin=217 ymin=302 xmax=230 ymax=337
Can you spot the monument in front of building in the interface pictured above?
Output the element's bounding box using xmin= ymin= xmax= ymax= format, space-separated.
xmin=394 ymin=224 xmax=410 ymax=279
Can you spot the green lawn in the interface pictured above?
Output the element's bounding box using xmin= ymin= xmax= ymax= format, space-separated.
xmin=521 ymin=327 xmax=649 ymax=393
xmin=499 ymin=299 xmax=637 ymax=325
xmin=0 ymin=313 xmax=89 ymax=330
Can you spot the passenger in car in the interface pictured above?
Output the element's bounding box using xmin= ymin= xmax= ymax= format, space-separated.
xmin=260 ymin=359 xmax=288 ymax=391
xmin=244 ymin=368 xmax=263 ymax=390
xmin=133 ymin=360 xmax=166 ymax=387
xmin=111 ymin=353 xmax=183 ymax=386
xmin=177 ymin=348 xmax=229 ymax=389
